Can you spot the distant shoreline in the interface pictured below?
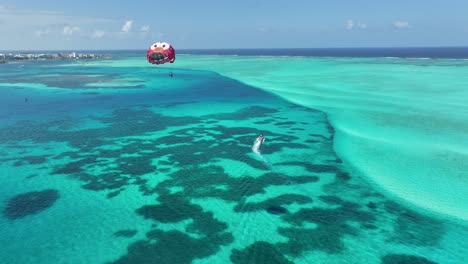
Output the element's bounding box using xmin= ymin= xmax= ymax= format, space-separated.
xmin=2 ymin=46 xmax=468 ymax=52
xmin=2 ymin=47 xmax=468 ymax=60
xmin=0 ymin=52 xmax=112 ymax=64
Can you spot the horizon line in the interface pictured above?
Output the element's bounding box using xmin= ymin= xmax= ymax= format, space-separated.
xmin=2 ymin=46 xmax=468 ymax=52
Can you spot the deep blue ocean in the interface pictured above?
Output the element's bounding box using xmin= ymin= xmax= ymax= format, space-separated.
xmin=4 ymin=46 xmax=468 ymax=59
xmin=178 ymin=47 xmax=468 ymax=58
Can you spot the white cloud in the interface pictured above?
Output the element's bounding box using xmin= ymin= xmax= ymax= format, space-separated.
xmin=33 ymin=26 xmax=80 ymax=38
xmin=92 ymin=30 xmax=105 ymax=38
xmin=346 ymin=20 xmax=367 ymax=30
xmin=393 ymin=21 xmax=410 ymax=29
xmin=140 ymin=25 xmax=150 ymax=32
xmin=63 ymin=25 xmax=80 ymax=35
xmin=0 ymin=6 xmax=110 ymax=28
xmin=35 ymin=29 xmax=52 ymax=37
xmin=358 ymin=23 xmax=367 ymax=29
xmin=0 ymin=6 xmax=113 ymax=38
xmin=0 ymin=6 xmax=153 ymax=50
xmin=121 ymin=20 xmax=133 ymax=33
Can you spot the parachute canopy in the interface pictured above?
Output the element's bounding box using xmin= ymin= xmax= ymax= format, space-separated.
xmin=146 ymin=42 xmax=176 ymax=65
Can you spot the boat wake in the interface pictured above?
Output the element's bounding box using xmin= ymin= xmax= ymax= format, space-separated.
xmin=252 ymin=139 xmax=269 ymax=167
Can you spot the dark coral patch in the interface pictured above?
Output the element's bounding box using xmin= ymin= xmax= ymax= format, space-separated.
xmin=186 ymin=211 xmax=230 ymax=237
xmin=308 ymin=133 xmax=330 ymax=141
xmin=114 ymin=229 xmax=138 ymax=238
xmin=319 ymin=195 xmax=344 ymax=205
xmin=135 ymin=195 xmax=203 ymax=223
xmin=275 ymin=121 xmax=296 ymax=126
xmin=254 ymin=119 xmax=274 ymax=125
xmin=367 ymin=202 xmax=378 ymax=209
xmin=231 ymin=241 xmax=293 ymax=264
xmin=305 ymin=139 xmax=321 ymax=144
xmin=136 ymin=194 xmax=230 ymax=238
xmin=336 ymin=171 xmax=351 ymax=181
xmin=114 ymin=230 xmax=232 ymax=264
xmin=26 ymin=174 xmax=39 ymax=179
xmin=161 ymin=101 xmax=198 ymax=108
xmin=80 ymin=173 xmax=129 ymax=191
xmin=384 ymin=201 xmax=444 ymax=247
xmin=153 ymin=165 xmax=319 ymax=209
xmin=125 ymin=191 xmax=233 ymax=263
xmin=266 ymin=206 xmax=288 ymax=215
xmin=234 ymin=194 xmax=313 ymax=213
xmin=3 ymin=189 xmax=59 ymax=220
xmin=107 ymin=189 xmax=122 ymax=198
xmin=382 ymin=254 xmax=438 ymax=264
xmin=363 ymin=224 xmax=378 ymax=230
xmin=279 ymin=201 xmax=376 ymax=254
xmin=118 ymin=156 xmax=156 ymax=175
xmin=278 ymin=226 xmax=345 ymax=255
xmin=13 ymin=155 xmax=48 ymax=166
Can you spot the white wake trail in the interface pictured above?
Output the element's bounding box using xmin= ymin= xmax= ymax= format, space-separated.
xmin=252 ymin=139 xmax=269 ymax=166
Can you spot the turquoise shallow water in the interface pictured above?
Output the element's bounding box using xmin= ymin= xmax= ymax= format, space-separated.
xmin=168 ymin=56 xmax=468 ymax=222
xmin=0 ymin=56 xmax=467 ymax=263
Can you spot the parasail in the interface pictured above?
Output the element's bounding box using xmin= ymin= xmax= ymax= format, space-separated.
xmin=146 ymin=42 xmax=176 ymax=65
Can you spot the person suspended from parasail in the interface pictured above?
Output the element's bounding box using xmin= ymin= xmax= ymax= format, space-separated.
xmin=146 ymin=42 xmax=176 ymax=65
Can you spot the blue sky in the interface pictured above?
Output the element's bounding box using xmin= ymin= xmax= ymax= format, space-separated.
xmin=1 ymin=0 xmax=467 ymax=50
